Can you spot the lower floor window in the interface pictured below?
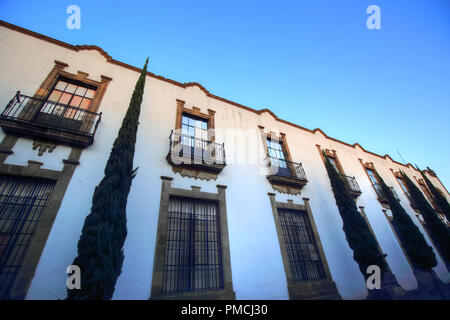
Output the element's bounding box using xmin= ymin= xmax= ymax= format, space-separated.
xmin=161 ymin=197 xmax=224 ymax=294
xmin=0 ymin=175 xmax=55 ymax=299
xmin=278 ymin=208 xmax=326 ymax=281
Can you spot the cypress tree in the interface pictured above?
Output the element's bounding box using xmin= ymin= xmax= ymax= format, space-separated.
xmin=421 ymin=171 xmax=450 ymax=222
xmin=401 ymin=172 xmax=450 ymax=264
xmin=323 ymin=152 xmax=387 ymax=278
xmin=375 ymin=172 xmax=436 ymax=270
xmin=67 ymin=58 xmax=149 ymax=299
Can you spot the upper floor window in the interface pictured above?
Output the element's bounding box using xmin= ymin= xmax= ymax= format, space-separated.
xmin=267 ymin=138 xmax=291 ymax=176
xmin=366 ymin=168 xmax=378 ymax=185
xmin=396 ymin=177 xmax=411 ymax=199
xmin=180 ymin=113 xmax=208 ymax=150
xmin=47 ymin=79 xmax=96 ymax=111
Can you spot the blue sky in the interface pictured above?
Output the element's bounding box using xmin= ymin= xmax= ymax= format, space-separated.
xmin=1 ymin=0 xmax=449 ymax=189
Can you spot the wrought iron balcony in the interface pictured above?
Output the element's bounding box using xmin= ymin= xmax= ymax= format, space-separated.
xmin=166 ymin=130 xmax=226 ymax=174
xmin=339 ymin=174 xmax=362 ymax=198
xmin=372 ymin=183 xmax=399 ymax=204
xmin=0 ymin=92 xmax=101 ymax=147
xmin=266 ymin=156 xmax=308 ymax=189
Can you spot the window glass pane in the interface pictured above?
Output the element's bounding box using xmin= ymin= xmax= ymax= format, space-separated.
xmin=85 ymin=89 xmax=96 ymax=99
xmin=59 ymin=92 xmax=72 ymax=105
xmin=47 ymin=90 xmax=62 ymax=102
xmin=182 ymin=116 xmax=189 ymax=125
xmin=69 ymin=95 xmax=82 ymax=107
xmin=65 ymin=84 xmax=77 ymax=94
xmin=75 ymin=86 xmax=87 ymax=96
xmin=79 ymin=98 xmax=92 ymax=110
xmin=54 ymin=81 xmax=68 ymax=91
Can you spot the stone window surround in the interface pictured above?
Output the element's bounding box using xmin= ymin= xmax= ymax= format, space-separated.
xmin=150 ymin=176 xmax=235 ymax=300
xmin=315 ymin=145 xmax=347 ymax=176
xmin=33 ymin=60 xmax=112 ymax=114
xmin=258 ymin=126 xmax=294 ymax=164
xmin=174 ymin=99 xmax=216 ymax=142
xmin=0 ymin=134 xmax=82 ymax=299
xmin=267 ymin=193 xmax=341 ymax=300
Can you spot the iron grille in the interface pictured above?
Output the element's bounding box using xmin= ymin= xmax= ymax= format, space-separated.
xmin=339 ymin=174 xmax=361 ymax=193
xmin=267 ymin=156 xmax=307 ymax=181
xmin=277 ymin=208 xmax=326 ymax=282
xmin=0 ymin=175 xmax=55 ymax=299
xmin=1 ymin=92 xmax=102 ymax=137
xmin=161 ymin=197 xmax=224 ymax=294
xmin=168 ymin=131 xmax=226 ymax=165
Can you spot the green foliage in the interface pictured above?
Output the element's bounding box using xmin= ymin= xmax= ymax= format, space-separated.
xmin=375 ymin=172 xmax=436 ymax=270
xmin=421 ymin=172 xmax=450 ymax=223
xmin=67 ymin=58 xmax=149 ymax=300
xmin=402 ymin=172 xmax=450 ymax=264
xmin=323 ymin=152 xmax=387 ymax=278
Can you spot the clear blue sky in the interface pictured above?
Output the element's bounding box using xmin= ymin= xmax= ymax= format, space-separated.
xmin=1 ymin=0 xmax=449 ymax=189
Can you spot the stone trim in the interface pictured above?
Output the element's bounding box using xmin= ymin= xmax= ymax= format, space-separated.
xmin=174 ymin=99 xmax=216 ymax=142
xmin=0 ymin=144 xmax=82 ymax=299
xmin=267 ymin=193 xmax=341 ymax=300
xmin=33 ymin=60 xmax=111 ymax=115
xmin=150 ymin=177 xmax=235 ymax=300
xmin=316 ymin=145 xmax=346 ymax=176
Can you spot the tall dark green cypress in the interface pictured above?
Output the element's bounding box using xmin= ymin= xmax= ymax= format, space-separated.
xmin=323 ymin=152 xmax=387 ymax=278
xmin=401 ymin=172 xmax=450 ymax=264
xmin=375 ymin=172 xmax=436 ymax=270
xmin=421 ymin=171 xmax=450 ymax=222
xmin=67 ymin=58 xmax=149 ymax=300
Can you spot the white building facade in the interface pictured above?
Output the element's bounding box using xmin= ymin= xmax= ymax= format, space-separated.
xmin=0 ymin=20 xmax=449 ymax=300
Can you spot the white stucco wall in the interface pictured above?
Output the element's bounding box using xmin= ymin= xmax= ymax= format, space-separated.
xmin=0 ymin=23 xmax=448 ymax=300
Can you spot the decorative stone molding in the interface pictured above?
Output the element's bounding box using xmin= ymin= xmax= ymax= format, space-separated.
xmin=170 ymin=165 xmax=219 ymax=181
xmin=271 ymin=184 xmax=303 ymax=195
xmin=32 ymin=140 xmax=56 ymax=156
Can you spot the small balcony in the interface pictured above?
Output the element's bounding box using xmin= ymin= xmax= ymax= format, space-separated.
xmin=339 ymin=174 xmax=362 ymax=198
xmin=372 ymin=183 xmax=399 ymax=204
xmin=0 ymin=92 xmax=101 ymax=147
xmin=266 ymin=156 xmax=308 ymax=189
xmin=166 ymin=131 xmax=226 ymax=174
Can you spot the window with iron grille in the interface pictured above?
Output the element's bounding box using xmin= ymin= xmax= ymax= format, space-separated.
xmin=0 ymin=175 xmax=55 ymax=299
xmin=161 ymin=197 xmax=224 ymax=294
xmin=277 ymin=208 xmax=326 ymax=281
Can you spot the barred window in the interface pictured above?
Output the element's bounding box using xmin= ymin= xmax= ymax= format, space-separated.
xmin=277 ymin=208 xmax=326 ymax=281
xmin=161 ymin=197 xmax=224 ymax=294
xmin=0 ymin=175 xmax=55 ymax=299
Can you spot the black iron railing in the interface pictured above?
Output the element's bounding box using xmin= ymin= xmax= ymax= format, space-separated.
xmin=267 ymin=156 xmax=307 ymax=181
xmin=168 ymin=131 xmax=225 ymax=165
xmin=340 ymin=174 xmax=361 ymax=194
xmin=0 ymin=92 xmax=102 ymax=138
xmin=372 ymin=183 xmax=400 ymax=201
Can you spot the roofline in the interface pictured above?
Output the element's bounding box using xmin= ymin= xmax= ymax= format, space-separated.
xmin=0 ymin=19 xmax=427 ymax=174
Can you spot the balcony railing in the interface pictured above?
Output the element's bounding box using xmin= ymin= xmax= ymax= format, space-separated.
xmin=339 ymin=174 xmax=362 ymax=197
xmin=372 ymin=183 xmax=400 ymax=203
xmin=266 ymin=156 xmax=308 ymax=189
xmin=166 ymin=130 xmax=226 ymax=173
xmin=0 ymin=92 xmax=102 ymax=147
